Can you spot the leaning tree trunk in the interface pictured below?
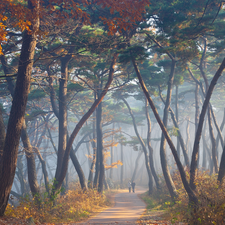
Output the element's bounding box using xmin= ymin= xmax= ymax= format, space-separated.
xmin=190 ymin=58 xmax=225 ymax=190
xmin=0 ymin=0 xmax=39 ymax=216
xmin=70 ymin=149 xmax=87 ymax=190
xmin=131 ymin=57 xmax=198 ymax=205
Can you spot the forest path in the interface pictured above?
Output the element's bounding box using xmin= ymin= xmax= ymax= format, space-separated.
xmin=76 ymin=186 xmax=147 ymax=224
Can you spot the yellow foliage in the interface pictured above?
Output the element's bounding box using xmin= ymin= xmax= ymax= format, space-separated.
xmin=5 ymin=185 xmax=108 ymax=224
xmin=105 ymin=160 xmax=123 ymax=169
xmin=161 ymin=170 xmax=225 ymax=224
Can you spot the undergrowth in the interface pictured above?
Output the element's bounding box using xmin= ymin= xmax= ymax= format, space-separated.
xmin=141 ymin=170 xmax=225 ymax=225
xmin=5 ymin=183 xmax=111 ymax=224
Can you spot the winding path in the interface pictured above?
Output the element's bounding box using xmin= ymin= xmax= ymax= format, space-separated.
xmin=77 ymin=187 xmax=147 ymax=225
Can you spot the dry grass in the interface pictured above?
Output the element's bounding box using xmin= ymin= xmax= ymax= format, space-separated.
xmin=140 ymin=170 xmax=225 ymax=225
xmin=4 ymin=184 xmax=114 ymax=224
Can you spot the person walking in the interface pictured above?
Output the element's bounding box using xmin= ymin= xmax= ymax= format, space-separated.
xmin=128 ymin=181 xmax=131 ymax=193
xmin=131 ymin=181 xmax=136 ymax=193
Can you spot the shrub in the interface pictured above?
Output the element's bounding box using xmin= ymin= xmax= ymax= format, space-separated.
xmin=5 ymin=184 xmax=108 ymax=224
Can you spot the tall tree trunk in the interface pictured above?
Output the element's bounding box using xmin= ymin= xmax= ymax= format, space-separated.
xmin=158 ymin=60 xmax=178 ymax=200
xmin=207 ymin=109 xmax=218 ymax=173
xmin=145 ymin=98 xmax=160 ymax=189
xmin=175 ymin=86 xmax=181 ymax=159
xmin=21 ymin=122 xmax=40 ymax=197
xmin=120 ymin=143 xmax=124 ymax=186
xmin=110 ymin=123 xmax=114 ymax=180
xmin=1 ymin=50 xmax=40 ymax=199
xmin=216 ymin=108 xmax=225 ymax=160
xmin=55 ymin=56 xmax=71 ymax=182
xmin=0 ymin=0 xmax=39 ymax=215
xmin=122 ymin=97 xmax=153 ymax=194
xmin=0 ymin=107 xmax=5 ymax=176
xmin=96 ymin=93 xmax=104 ymax=193
xmin=88 ymin=114 xmax=96 ymax=189
xmin=195 ymin=83 xmax=200 ymax=134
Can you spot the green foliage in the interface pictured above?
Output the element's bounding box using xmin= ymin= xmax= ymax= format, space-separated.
xmin=67 ymin=83 xmax=84 ymax=93
xmin=168 ymin=126 xmax=179 ymax=137
xmin=25 ymin=110 xmax=47 ymax=121
xmin=118 ymin=45 xmax=149 ymax=64
xmin=28 ymin=89 xmax=46 ymax=101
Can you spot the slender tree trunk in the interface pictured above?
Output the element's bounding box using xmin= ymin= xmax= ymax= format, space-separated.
xmin=207 ymin=109 xmax=218 ymax=173
xmin=175 ymin=86 xmax=181 ymax=159
xmin=195 ymin=83 xmax=200 ymax=134
xmin=0 ymin=107 xmax=5 ymax=176
xmin=55 ymin=56 xmax=71 ymax=182
xmin=88 ymin=118 xmax=96 ymax=188
xmin=34 ymin=147 xmax=50 ymax=196
xmin=122 ymin=97 xmax=153 ymax=194
xmin=0 ymin=0 xmax=39 ymax=215
xmin=145 ymin=99 xmax=160 ymax=189
xmin=158 ymin=60 xmax=178 ymax=200
xmin=110 ymin=123 xmax=114 ymax=180
xmin=97 ymin=96 xmax=104 ymax=193
xmin=21 ymin=122 xmax=40 ymax=197
xmin=70 ymin=149 xmax=87 ymax=190
xmin=120 ymin=143 xmax=124 ymax=186
xmin=216 ymin=108 xmax=225 ymax=160
xmin=159 ymin=92 xmax=190 ymax=168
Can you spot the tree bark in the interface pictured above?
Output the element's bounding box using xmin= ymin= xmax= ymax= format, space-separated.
xmin=0 ymin=0 xmax=39 ymax=215
xmin=145 ymin=98 xmax=160 ymax=189
xmin=96 ymin=94 xmax=104 ymax=193
xmin=0 ymin=107 xmax=5 ymax=176
xmin=21 ymin=122 xmax=40 ymax=197
xmin=175 ymin=86 xmax=181 ymax=159
xmin=55 ymin=55 xmax=71 ymax=182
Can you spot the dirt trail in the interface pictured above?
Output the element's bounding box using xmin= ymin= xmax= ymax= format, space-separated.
xmin=77 ymin=187 xmax=147 ymax=224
